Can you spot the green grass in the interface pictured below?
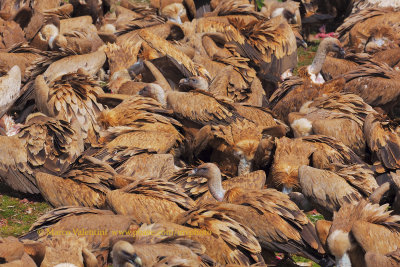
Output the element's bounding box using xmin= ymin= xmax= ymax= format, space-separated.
xmin=292 ymin=255 xmax=321 ymax=267
xmin=307 ymin=212 xmax=325 ymax=223
xmin=0 ymin=194 xmax=50 ymax=237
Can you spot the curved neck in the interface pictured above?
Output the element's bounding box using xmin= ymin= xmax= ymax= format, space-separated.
xmin=207 ymin=168 xmax=226 ymax=201
xmin=154 ymin=88 xmax=167 ymax=108
xmin=238 ymin=156 xmax=252 ymax=176
xmin=309 ymin=43 xmax=329 ymax=74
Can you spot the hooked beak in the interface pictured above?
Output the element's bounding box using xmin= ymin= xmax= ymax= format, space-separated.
xmin=296 ymin=36 xmax=308 ymax=49
xmin=169 ymin=16 xmax=182 ymax=24
xmin=282 ymin=186 xmax=293 ymax=194
xmin=128 ymin=254 xmax=143 ymax=266
xmin=301 ymin=40 xmax=308 ymax=49
xmin=289 ymin=16 xmax=298 ymax=24
xmin=128 ymin=60 xmax=144 ymax=78
xmin=179 ymin=78 xmax=189 ymax=86
xmin=188 ymin=169 xmax=197 ymax=176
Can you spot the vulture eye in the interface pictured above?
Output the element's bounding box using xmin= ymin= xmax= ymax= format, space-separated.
xmin=122 ymin=250 xmax=134 ymax=258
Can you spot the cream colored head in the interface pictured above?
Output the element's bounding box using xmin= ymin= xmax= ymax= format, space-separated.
xmin=308 ymin=37 xmax=345 ymax=80
xmin=40 ymin=24 xmax=59 ymax=49
xmin=112 ymin=241 xmax=143 ymax=267
xmin=291 ymin=118 xmax=313 ymax=137
xmin=188 ymin=163 xmax=226 ymax=201
xmin=101 ymin=23 xmax=116 ymax=34
xmin=138 ymin=83 xmax=167 ymax=107
xmin=179 ymin=76 xmax=209 ymax=91
xmin=327 ymin=230 xmax=353 ymax=267
xmin=161 ymin=3 xmax=186 ymax=24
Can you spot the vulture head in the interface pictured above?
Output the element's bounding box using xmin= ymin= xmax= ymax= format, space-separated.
xmin=189 ymin=163 xmax=226 ymax=201
xmin=161 ymin=3 xmax=186 ymax=24
xmin=138 ymin=83 xmax=167 ymax=107
xmin=39 ymin=16 xmax=61 ymax=49
xmin=179 ymin=76 xmax=209 ymax=91
xmin=294 ymin=31 xmax=307 ymax=49
xmin=308 ymin=37 xmax=345 ymax=83
xmin=112 ymin=241 xmax=143 ymax=267
xmin=267 ymin=1 xmax=300 ymax=25
xmin=282 ymin=9 xmax=297 ymax=24
xmin=39 ymin=24 xmax=59 ymax=49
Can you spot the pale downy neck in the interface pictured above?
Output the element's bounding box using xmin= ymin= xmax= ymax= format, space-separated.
xmin=309 ymin=41 xmax=330 ymax=75
xmin=153 ymin=86 xmax=167 ymax=108
xmin=237 ymin=156 xmax=252 ymax=176
xmin=44 ymin=24 xmax=59 ymax=49
xmin=335 ymin=253 xmax=352 ymax=267
xmin=207 ymin=167 xmax=226 ymax=201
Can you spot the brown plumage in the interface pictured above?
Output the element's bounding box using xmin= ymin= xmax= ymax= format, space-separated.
xmin=98 ymin=94 xmax=183 ymax=155
xmin=0 ymin=65 xmax=21 ymax=119
xmin=337 ymin=7 xmax=400 ymax=53
xmin=104 ymin=41 xmax=142 ymax=93
xmin=179 ymin=62 xmax=261 ymax=105
xmin=35 ymin=71 xmax=104 ymax=144
xmin=40 ymin=235 xmax=98 ymax=267
xmin=365 ymin=249 xmax=400 ymax=267
xmin=350 ymin=0 xmax=400 ymax=14
xmin=327 ymin=199 xmax=400 ymax=267
xmin=35 ymin=155 xmax=120 ymax=208
xmin=302 ymin=135 xmax=364 ymax=171
xmin=41 ymin=46 xmax=106 ymax=83
xmin=69 ymin=0 xmax=102 ymax=23
xmin=270 ymin=37 xmax=345 ymax=123
xmin=0 ymin=113 xmax=83 ymax=194
xmin=97 ymin=95 xmax=181 ymax=132
xmin=140 ymin=82 xmax=280 ymax=130
xmin=112 ymin=223 xmax=213 ymax=267
xmin=269 ymin=135 xmax=364 ymax=192
xmin=364 ymin=113 xmax=400 ymax=170
xmin=172 ymin=205 xmax=263 ymax=265
xmin=371 ymin=47 xmax=400 ymax=70
xmin=321 ymin=53 xmax=372 ymax=80
xmin=320 ymin=48 xmax=400 ymax=80
xmin=91 ymin=145 xmax=177 ymax=179
xmin=136 ymin=29 xmax=209 ymax=78
xmin=315 ymin=220 xmax=332 ymax=249
xmin=188 ymin=163 xmax=329 ymax=265
xmin=169 ymin=165 xmax=265 ymax=205
xmin=106 ymin=177 xmax=195 ymax=224
xmin=341 ymin=61 xmax=400 ymax=116
xmin=268 ymin=136 xmax=315 ymax=192
xmin=0 ymin=236 xmax=38 ymax=266
xmin=196 ymin=119 xmax=286 ymax=175
xmin=0 ymin=49 xmax=42 ymax=81
xmin=52 ymin=23 xmax=104 ymax=55
xmin=21 ymin=206 xmax=140 ymax=265
xmin=0 ymin=18 xmax=25 ymax=50
xmin=208 ymin=65 xmax=264 ymax=107
xmin=114 ymin=5 xmax=165 ymax=36
xmin=38 ymin=15 xmax=104 ymax=54
xmin=24 ymin=206 xmax=135 ymax=239
xmin=227 ymin=15 xmax=297 ymax=81
xmin=260 ymin=0 xmax=301 ymax=29
xmin=43 ymin=4 xmax=74 ymax=19
xmin=186 ymin=11 xmax=296 ymax=80
xmin=99 ymin=126 xmax=183 ymax=155
xmin=289 ymin=93 xmax=377 ymax=157
xmin=139 ymin=84 xmax=238 ymax=126
xmin=298 ymin=164 xmax=378 ymax=219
